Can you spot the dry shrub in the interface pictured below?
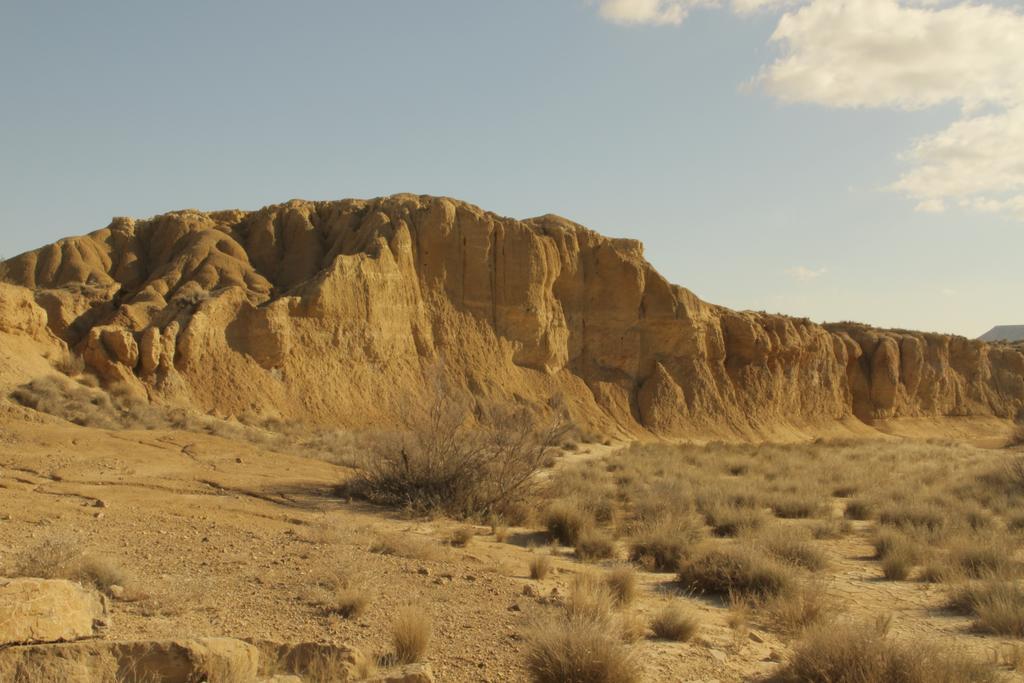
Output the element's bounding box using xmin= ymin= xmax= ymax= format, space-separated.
xmin=350 ymin=382 xmax=568 ymax=519
xmin=525 ymin=615 xmax=641 ymax=683
xmin=575 ymin=529 xmax=616 ymax=562
xmin=627 ymin=516 xmax=703 ymax=572
xmin=948 ymin=580 xmax=1024 ymax=637
xmin=877 ymin=499 xmax=946 ymax=533
xmin=650 ymin=605 xmax=699 ymax=642
xmin=52 ymin=349 xmax=86 ymax=376
xmin=307 ymin=566 xmax=371 ymax=619
xmin=390 ymin=606 xmax=431 ymax=665
xmin=545 ymin=500 xmax=593 ymax=546
xmin=756 ymin=526 xmax=827 ymax=571
xmin=565 ymin=574 xmax=616 ymax=624
xmin=764 ymin=582 xmax=832 ymax=635
xmin=809 ymin=518 xmax=851 ymax=539
xmin=704 ymin=505 xmax=765 ymax=538
xmin=368 ymin=533 xmax=444 ymax=562
xmin=769 ymin=492 xmax=826 ymax=519
xmin=678 ymin=545 xmax=795 ymax=601
xmin=449 ymin=527 xmax=475 ymax=547
xmin=772 ymin=620 xmax=999 ymax=683
xmin=881 ymin=552 xmax=915 ymax=581
xmin=872 ymin=529 xmax=921 ymax=563
xmin=530 ymin=553 xmax=554 ymax=581
xmin=843 ymin=498 xmax=873 ymax=520
xmin=617 ymin=612 xmax=648 ymax=642
xmin=946 ymin=537 xmax=1016 ymax=578
xmin=7 ymin=535 xmax=133 ymax=596
xmin=605 ymin=566 xmax=637 ymax=607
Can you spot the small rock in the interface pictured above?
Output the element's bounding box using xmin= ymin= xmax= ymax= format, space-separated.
xmin=508 ymin=603 xmax=521 ymax=612
xmin=749 ymin=630 xmax=765 ymax=643
xmin=235 ymin=457 xmax=243 ymax=464
xmin=109 ymin=585 xmax=125 ymax=599
xmin=93 ymin=500 xmax=107 ymax=508
xmin=522 ymin=585 xmax=537 ymax=597
xmin=417 ymin=567 xmax=430 ymax=576
xmin=94 ymin=512 xmax=105 ymax=520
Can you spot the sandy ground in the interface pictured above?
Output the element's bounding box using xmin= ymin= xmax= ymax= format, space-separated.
xmin=1 ymin=407 xmax=1022 ymax=681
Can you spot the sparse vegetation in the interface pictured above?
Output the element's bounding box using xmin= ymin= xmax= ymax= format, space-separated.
xmin=627 ymin=517 xmax=703 ymax=572
xmin=390 ymin=606 xmax=431 ymax=665
xmin=773 ymin=620 xmax=999 ymax=682
xmin=530 ymin=553 xmax=554 ymax=581
xmin=544 ymin=500 xmax=593 ymax=546
xmin=449 ymin=527 xmax=475 ymax=547
xmin=677 ymin=545 xmax=795 ymax=601
xmin=605 ymin=565 xmax=637 ymax=607
xmin=948 ymin=580 xmax=1024 ymax=637
xmin=6 ymin=534 xmax=134 ymax=596
xmin=650 ymin=605 xmax=699 ymax=642
xmin=755 ymin=526 xmax=827 ymax=571
xmin=575 ymin=528 xmax=616 ymax=561
xmin=349 ymin=380 xmax=569 ymax=519
xmin=525 ymin=615 xmax=641 ymax=683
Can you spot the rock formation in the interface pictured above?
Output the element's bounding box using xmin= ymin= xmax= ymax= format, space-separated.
xmin=1 ymin=194 xmax=1022 ymax=439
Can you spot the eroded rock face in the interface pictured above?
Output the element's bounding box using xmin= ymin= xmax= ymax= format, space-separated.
xmin=0 ymin=637 xmax=258 ymax=683
xmin=0 ymin=578 xmax=109 ymax=646
xmin=3 ymin=194 xmax=1023 ymax=438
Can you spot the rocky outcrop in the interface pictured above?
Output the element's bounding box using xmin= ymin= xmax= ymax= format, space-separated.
xmin=0 ymin=578 xmax=109 ymax=646
xmin=2 ymin=194 xmax=1022 ymax=439
xmin=0 ymin=638 xmax=259 ymax=683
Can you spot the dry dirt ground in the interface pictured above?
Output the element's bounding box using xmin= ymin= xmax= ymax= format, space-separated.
xmin=1 ymin=403 xmax=1022 ymax=682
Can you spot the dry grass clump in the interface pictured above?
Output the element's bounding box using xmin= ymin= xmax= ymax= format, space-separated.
xmin=449 ymin=527 xmax=475 ymax=547
xmin=948 ymin=580 xmax=1024 ymax=637
xmin=544 ymin=500 xmax=593 ymax=546
xmin=627 ymin=516 xmax=703 ymax=572
xmin=565 ymin=574 xmax=616 ymax=624
xmin=306 ymin=566 xmax=372 ymax=619
xmin=768 ymin=491 xmax=826 ymax=519
xmin=390 ymin=606 xmax=431 ymax=665
xmin=843 ymin=498 xmax=873 ymax=520
xmin=946 ymin=537 xmax=1017 ymax=579
xmin=368 ymin=533 xmax=444 ymax=562
xmin=877 ymin=499 xmax=946 ymax=533
xmin=702 ymin=503 xmax=765 ymax=538
xmin=352 ymin=384 xmax=568 ymax=518
xmin=764 ymin=582 xmax=832 ymax=634
xmin=772 ymin=620 xmax=999 ymax=683
xmin=677 ymin=545 xmax=796 ymax=601
xmin=575 ymin=528 xmax=617 ymax=561
xmin=872 ymin=529 xmax=922 ymax=580
xmin=756 ymin=526 xmax=827 ymax=571
xmin=530 ymin=553 xmax=554 ymax=580
xmin=525 ymin=615 xmax=641 ymax=683
xmin=649 ymin=605 xmax=699 ymax=642
xmin=604 ymin=566 xmax=638 ymax=607
xmin=7 ymin=535 xmax=134 ymax=596
xmin=808 ymin=518 xmax=851 ymax=539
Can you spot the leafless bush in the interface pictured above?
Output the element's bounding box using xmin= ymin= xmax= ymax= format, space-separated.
xmin=351 ymin=386 xmax=569 ymax=519
xmin=525 ymin=615 xmax=641 ymax=683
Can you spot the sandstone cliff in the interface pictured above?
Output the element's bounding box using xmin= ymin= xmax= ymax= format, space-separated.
xmin=1 ymin=194 xmax=1021 ymax=440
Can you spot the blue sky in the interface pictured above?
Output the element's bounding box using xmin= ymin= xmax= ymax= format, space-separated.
xmin=1 ymin=0 xmax=1021 ymax=337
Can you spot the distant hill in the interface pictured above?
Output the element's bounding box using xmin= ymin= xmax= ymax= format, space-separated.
xmin=980 ymin=326 xmax=1024 ymax=343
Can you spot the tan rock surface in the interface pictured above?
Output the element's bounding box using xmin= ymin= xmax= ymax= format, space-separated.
xmin=1 ymin=194 xmax=1022 ymax=440
xmin=0 ymin=578 xmax=108 ymax=646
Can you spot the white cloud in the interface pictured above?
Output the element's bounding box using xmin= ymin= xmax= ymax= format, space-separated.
xmin=757 ymin=0 xmax=1024 ymax=219
xmin=891 ymin=105 xmax=1024 ymax=218
xmin=590 ymin=0 xmax=1024 ymax=220
xmin=759 ymin=0 xmax=1024 ymax=111
xmin=786 ymin=266 xmax=828 ymax=281
xmin=596 ymin=0 xmax=713 ymax=25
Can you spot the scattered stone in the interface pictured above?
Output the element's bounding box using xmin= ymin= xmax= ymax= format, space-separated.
xmin=416 ymin=566 xmax=430 ymax=576
xmin=521 ymin=584 xmax=537 ymax=597
xmin=108 ymin=585 xmax=125 ymax=600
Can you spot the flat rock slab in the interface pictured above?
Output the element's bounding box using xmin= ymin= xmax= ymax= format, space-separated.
xmin=0 ymin=577 xmax=108 ymax=646
xmin=0 ymin=637 xmax=258 ymax=683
